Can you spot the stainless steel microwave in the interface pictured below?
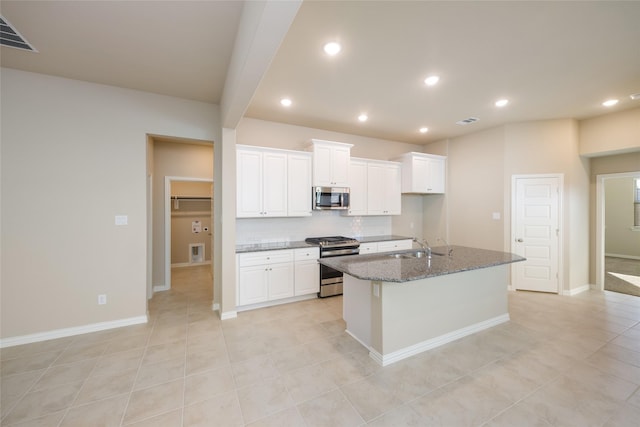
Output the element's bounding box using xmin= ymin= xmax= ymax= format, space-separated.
xmin=312 ymin=186 xmax=350 ymax=210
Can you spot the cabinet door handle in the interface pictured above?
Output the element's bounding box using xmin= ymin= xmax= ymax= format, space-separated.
xmin=516 ymin=238 xmax=523 ymax=242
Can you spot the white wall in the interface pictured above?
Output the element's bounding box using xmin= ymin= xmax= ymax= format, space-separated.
xmin=504 ymin=119 xmax=589 ymax=293
xmin=1 ymin=69 xmax=219 ymax=340
xmin=426 ymin=119 xmax=590 ymax=293
xmin=580 ymin=107 xmax=640 ymax=156
xmin=446 ymin=126 xmax=505 ymax=250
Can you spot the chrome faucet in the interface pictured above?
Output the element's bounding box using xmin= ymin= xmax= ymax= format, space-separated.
xmin=436 ymin=237 xmax=454 ymax=257
xmin=413 ymin=237 xmax=432 ymax=259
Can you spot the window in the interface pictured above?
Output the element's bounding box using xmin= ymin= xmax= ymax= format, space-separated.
xmin=635 ymin=178 xmax=640 ymax=228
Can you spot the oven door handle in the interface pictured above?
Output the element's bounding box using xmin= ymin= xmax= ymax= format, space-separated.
xmin=322 ymin=248 xmax=360 ymax=257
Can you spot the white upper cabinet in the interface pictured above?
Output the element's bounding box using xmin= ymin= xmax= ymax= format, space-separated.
xmin=344 ymin=158 xmax=401 ymax=216
xmin=236 ymin=148 xmax=264 ymax=217
xmin=393 ymin=152 xmax=446 ymax=194
xmin=310 ymin=139 xmax=353 ymax=187
xmin=346 ymin=159 xmax=368 ymax=216
xmin=287 ymin=152 xmax=312 ymax=217
xmin=237 ymin=145 xmax=311 ymax=218
xmin=261 ymin=151 xmax=288 ymax=217
xmin=367 ymin=160 xmax=401 ymax=215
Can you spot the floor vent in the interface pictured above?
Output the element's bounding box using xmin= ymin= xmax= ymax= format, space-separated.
xmin=1 ymin=15 xmax=37 ymax=52
xmin=456 ymin=117 xmax=480 ymax=125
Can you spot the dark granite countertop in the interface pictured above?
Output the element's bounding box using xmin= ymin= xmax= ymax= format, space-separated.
xmin=236 ymin=240 xmax=317 ymax=253
xmin=318 ymin=245 xmax=525 ymax=282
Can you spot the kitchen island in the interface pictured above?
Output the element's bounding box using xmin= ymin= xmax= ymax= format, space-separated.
xmin=318 ymin=246 xmax=525 ymax=366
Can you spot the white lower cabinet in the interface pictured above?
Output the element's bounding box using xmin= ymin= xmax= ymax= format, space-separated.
xmin=237 ymin=264 xmax=269 ymax=305
xmin=294 ymin=248 xmax=320 ymax=296
xmin=237 ymin=250 xmax=294 ymax=306
xmin=368 ymin=239 xmax=413 ymax=254
xmin=358 ymin=242 xmax=378 ymax=255
xmin=266 ymin=263 xmax=295 ymax=300
xmin=237 ymin=247 xmax=319 ymax=307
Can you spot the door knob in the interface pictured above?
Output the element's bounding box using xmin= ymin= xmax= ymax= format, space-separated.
xmin=516 ymin=238 xmax=523 ymax=242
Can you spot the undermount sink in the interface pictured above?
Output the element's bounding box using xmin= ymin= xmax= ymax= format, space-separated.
xmin=388 ymin=251 xmax=442 ymax=259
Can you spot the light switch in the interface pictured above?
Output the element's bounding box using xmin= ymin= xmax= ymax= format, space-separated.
xmin=115 ymin=215 xmax=128 ymax=226
xmin=492 ymin=212 xmax=501 ymax=220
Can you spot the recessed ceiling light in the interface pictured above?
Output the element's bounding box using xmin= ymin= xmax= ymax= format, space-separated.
xmin=602 ymin=99 xmax=618 ymax=107
xmin=424 ymin=75 xmax=440 ymax=86
xmin=495 ymin=99 xmax=509 ymax=107
xmin=280 ymin=98 xmax=292 ymax=107
xmin=358 ymin=113 xmax=368 ymax=122
xmin=323 ymin=42 xmax=341 ymax=56
xmin=629 ymin=93 xmax=640 ymax=101
xmin=419 ymin=127 xmax=429 ymax=133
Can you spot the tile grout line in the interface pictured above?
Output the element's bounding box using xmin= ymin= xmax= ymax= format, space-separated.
xmin=117 ymin=313 xmax=156 ymax=426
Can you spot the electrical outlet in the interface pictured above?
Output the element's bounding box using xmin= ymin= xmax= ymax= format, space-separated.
xmin=98 ymin=294 xmax=107 ymax=305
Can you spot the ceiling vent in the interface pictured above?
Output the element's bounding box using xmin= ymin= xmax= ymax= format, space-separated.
xmin=1 ymin=15 xmax=37 ymax=52
xmin=456 ymin=117 xmax=480 ymax=125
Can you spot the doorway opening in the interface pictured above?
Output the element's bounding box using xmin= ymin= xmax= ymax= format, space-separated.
xmin=164 ymin=177 xmax=213 ymax=292
xmin=147 ymin=136 xmax=214 ymax=298
xmin=596 ymin=172 xmax=640 ymax=297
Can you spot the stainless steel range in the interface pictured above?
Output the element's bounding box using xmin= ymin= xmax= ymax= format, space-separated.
xmin=305 ymin=236 xmax=360 ymax=297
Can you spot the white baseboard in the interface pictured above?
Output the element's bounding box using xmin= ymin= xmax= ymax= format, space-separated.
xmin=153 ymin=284 xmax=169 ymax=293
xmin=368 ymin=314 xmax=510 ymax=366
xmin=562 ymin=284 xmax=591 ymax=296
xmin=235 ymin=294 xmax=317 ymax=312
xmin=220 ymin=311 xmax=237 ymax=320
xmin=0 ymin=315 xmax=148 ymax=349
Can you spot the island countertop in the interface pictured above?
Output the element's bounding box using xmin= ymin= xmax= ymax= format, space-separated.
xmin=318 ymin=245 xmax=525 ymax=283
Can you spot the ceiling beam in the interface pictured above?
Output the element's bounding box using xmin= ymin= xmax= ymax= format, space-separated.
xmin=220 ymin=0 xmax=301 ymax=129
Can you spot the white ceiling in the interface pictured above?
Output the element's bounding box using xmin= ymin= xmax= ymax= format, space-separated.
xmin=2 ymin=1 xmax=639 ymax=144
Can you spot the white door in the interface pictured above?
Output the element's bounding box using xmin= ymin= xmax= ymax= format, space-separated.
xmin=513 ymin=176 xmax=560 ymax=293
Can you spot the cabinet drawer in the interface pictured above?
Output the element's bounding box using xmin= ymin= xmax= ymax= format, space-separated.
xmin=294 ymin=247 xmax=319 ymax=261
xmin=359 ymin=243 xmax=378 ymax=254
xmin=376 ymin=239 xmax=413 ymax=253
xmin=238 ymin=249 xmax=293 ymax=267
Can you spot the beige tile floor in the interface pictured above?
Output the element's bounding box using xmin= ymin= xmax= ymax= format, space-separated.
xmin=2 ymin=264 xmax=640 ymax=426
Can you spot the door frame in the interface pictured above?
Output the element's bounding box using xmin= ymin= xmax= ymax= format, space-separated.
xmin=163 ymin=176 xmax=213 ymax=291
xmin=510 ymin=173 xmax=564 ymax=293
xmin=595 ymin=171 xmax=640 ymax=290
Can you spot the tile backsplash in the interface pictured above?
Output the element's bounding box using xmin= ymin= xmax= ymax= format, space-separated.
xmin=236 ymin=210 xmax=392 ymax=244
